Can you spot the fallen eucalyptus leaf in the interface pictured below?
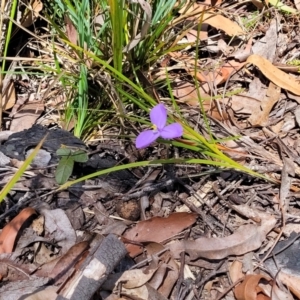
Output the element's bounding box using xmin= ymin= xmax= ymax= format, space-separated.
xmin=169 ymin=217 xmax=276 ymax=260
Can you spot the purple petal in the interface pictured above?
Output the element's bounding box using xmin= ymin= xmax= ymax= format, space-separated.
xmin=135 ymin=130 xmax=160 ymax=149
xmin=150 ymin=104 xmax=167 ymax=130
xmin=160 ymin=123 xmax=183 ymax=139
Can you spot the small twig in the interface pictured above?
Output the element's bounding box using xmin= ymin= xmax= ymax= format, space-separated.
xmin=215 ymin=277 xmax=244 ymax=300
xmin=129 ymin=248 xmax=169 ymax=270
xmin=177 ymin=178 xmax=233 ymax=233
xmin=197 ymin=261 xmax=227 ymax=296
xmin=0 ymin=262 xmax=30 ymax=279
xmin=120 ymin=178 xmax=174 ymax=201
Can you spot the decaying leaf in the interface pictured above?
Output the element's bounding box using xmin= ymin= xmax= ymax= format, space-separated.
xmin=247 ymin=54 xmax=300 ymax=96
xmin=123 ymin=0 xmax=152 ymax=52
xmin=42 ymin=208 xmax=76 ymax=255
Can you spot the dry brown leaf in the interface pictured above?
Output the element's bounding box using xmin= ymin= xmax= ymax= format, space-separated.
xmin=35 ymin=241 xmax=89 ymax=281
xmin=251 ymin=0 xmax=265 ymax=9
xmin=172 ymin=80 xmax=210 ymax=106
xmin=2 ymin=80 xmax=16 ymax=110
xmin=65 ymin=15 xmax=77 ymax=45
xmin=117 ymin=268 xmax=157 ymax=289
xmin=202 ymin=13 xmax=244 ymax=36
xmin=23 ymin=286 xmax=58 ymax=300
xmin=247 ymin=54 xmax=300 ymax=96
xmin=229 ymin=94 xmax=261 ymax=115
xmin=178 ymin=1 xmax=209 ymax=15
xmin=234 ymin=274 xmax=272 ymax=300
xmin=0 ymin=208 xmax=37 ymax=253
xmin=42 ymin=208 xmax=76 ymax=255
xmin=277 ymin=271 xmax=300 ymax=298
xmin=123 ymin=212 xmax=197 ymax=257
xmin=190 ymin=60 xmax=245 ymax=92
xmin=102 ymin=260 xmax=158 ymax=291
xmin=10 ymin=102 xmax=44 ymax=132
xmin=295 ymin=0 xmax=300 ymax=10
xmin=248 ymin=82 xmax=281 ymax=126
xmin=145 ymin=243 xmax=179 ymax=298
xmin=114 ymin=283 xmax=168 ymax=300
xmin=21 ymin=0 xmax=43 ymax=28
xmin=169 ymin=218 xmax=276 ymax=260
xmin=271 ymin=283 xmax=294 ymax=300
xmin=185 ymin=28 xmax=208 ymax=42
xmin=229 ymin=260 xmax=244 ymax=283
xmin=123 ymin=0 xmax=151 ymax=52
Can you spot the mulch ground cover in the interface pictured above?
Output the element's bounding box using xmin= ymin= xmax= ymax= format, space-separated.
xmin=2 ymin=0 xmax=300 ymax=299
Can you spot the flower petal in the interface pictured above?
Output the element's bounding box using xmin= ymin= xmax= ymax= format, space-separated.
xmin=160 ymin=123 xmax=183 ymax=139
xmin=135 ymin=130 xmax=160 ymax=149
xmin=150 ymin=104 xmax=167 ymax=130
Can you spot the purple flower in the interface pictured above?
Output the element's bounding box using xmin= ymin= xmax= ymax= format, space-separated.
xmin=136 ymin=103 xmax=183 ymax=149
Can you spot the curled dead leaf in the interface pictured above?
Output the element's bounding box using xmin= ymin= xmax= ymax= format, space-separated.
xmin=234 ymin=274 xmax=272 ymax=300
xmin=0 ymin=208 xmax=37 ymax=253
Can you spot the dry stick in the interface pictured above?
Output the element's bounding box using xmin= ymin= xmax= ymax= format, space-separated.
xmin=266 ymin=233 xmax=300 ymax=258
xmin=0 ymin=71 xmax=3 ymax=128
xmin=0 ymin=56 xmax=54 ymax=62
xmin=0 ymin=189 xmax=56 ymax=223
xmin=174 ymin=228 xmax=191 ymax=300
xmin=215 ymin=183 xmax=287 ymax=299
xmin=0 ymin=261 xmax=30 ymax=279
xmin=196 ymin=260 xmax=226 ymax=296
xmin=253 ymin=140 xmax=288 ymax=265
xmin=129 ymin=248 xmax=168 ymax=270
xmin=176 ymin=177 xmax=234 ymax=233
xmin=210 ymin=179 xmax=243 ymax=207
xmin=174 ymin=251 xmax=186 ymax=300
xmin=215 ymin=278 xmax=244 ymax=300
xmin=0 ymin=0 xmax=10 ymax=129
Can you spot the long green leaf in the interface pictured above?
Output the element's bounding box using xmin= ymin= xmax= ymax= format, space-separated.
xmin=58 ymin=158 xmax=271 ymax=191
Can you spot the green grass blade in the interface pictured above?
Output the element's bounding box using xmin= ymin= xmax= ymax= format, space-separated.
xmin=58 ymin=157 xmax=271 ymax=191
xmin=0 ymin=135 xmax=47 ymax=203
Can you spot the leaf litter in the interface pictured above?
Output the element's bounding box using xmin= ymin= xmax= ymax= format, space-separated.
xmin=3 ymin=0 xmax=300 ymax=299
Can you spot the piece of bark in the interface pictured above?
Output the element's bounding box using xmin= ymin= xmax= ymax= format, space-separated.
xmin=56 ymin=234 xmax=127 ymax=300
